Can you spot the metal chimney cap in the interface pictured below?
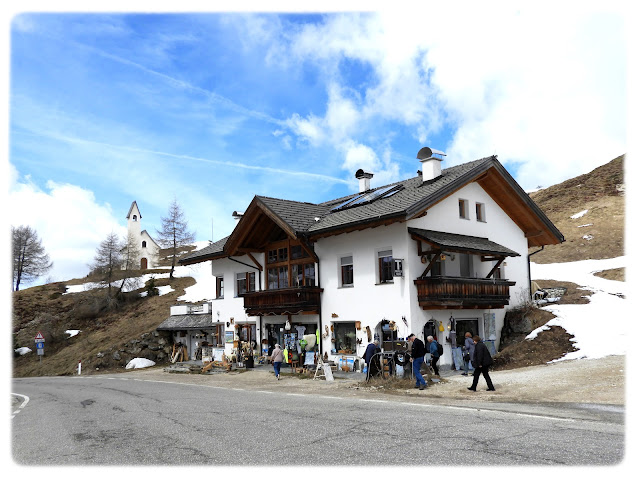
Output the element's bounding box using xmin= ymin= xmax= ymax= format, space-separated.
xmin=355 ymin=169 xmax=374 ymax=179
xmin=417 ymin=147 xmax=446 ymax=160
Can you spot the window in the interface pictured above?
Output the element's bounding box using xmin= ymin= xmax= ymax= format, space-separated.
xmin=265 ymin=239 xmax=316 ymax=290
xmin=132 ymin=215 xmax=138 ymax=222
xmin=459 ymin=199 xmax=469 ymax=219
xmin=476 ymin=202 xmax=486 ymax=222
xmin=216 ymin=276 xmax=224 ymax=299
xmin=236 ymin=272 xmax=256 ymax=295
xmin=292 ymin=263 xmax=315 ymax=287
xmin=291 ymin=245 xmax=310 ymax=260
xmin=378 ymin=250 xmax=394 ymax=283
xmin=268 ymin=266 xmax=289 ymax=289
xmin=237 ymin=324 xmax=256 ymax=344
xmin=212 ymin=324 xmax=224 ymax=347
xmin=340 ymin=256 xmax=353 ymax=287
xmin=142 ymin=241 xmax=147 ymax=248
xmin=333 ymin=322 xmax=356 ymax=354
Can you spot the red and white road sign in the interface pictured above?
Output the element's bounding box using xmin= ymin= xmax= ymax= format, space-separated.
xmin=35 ymin=331 xmax=45 ymax=343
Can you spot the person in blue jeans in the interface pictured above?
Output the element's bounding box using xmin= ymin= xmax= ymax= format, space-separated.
xmin=407 ymin=333 xmax=427 ymax=390
xmin=270 ymin=343 xmax=284 ymax=380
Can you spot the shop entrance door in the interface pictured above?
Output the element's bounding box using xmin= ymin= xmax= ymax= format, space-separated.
xmin=455 ymin=318 xmax=480 ymax=346
xmin=266 ymin=324 xmax=285 ymax=355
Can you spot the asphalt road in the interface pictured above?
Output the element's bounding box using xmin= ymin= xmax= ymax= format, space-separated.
xmin=11 ymin=375 xmax=625 ymax=466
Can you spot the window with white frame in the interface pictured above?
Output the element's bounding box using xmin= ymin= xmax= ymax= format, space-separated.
xmin=459 ymin=199 xmax=469 ymax=219
xmin=378 ymin=249 xmax=394 ymax=283
xmin=476 ymin=202 xmax=486 ymax=222
xmin=236 ymin=272 xmax=256 ymax=295
xmin=340 ymin=255 xmax=353 ymax=287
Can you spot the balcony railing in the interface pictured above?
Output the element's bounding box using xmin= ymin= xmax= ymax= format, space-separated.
xmin=242 ymin=287 xmax=323 ymax=316
xmin=414 ymin=276 xmax=515 ymax=310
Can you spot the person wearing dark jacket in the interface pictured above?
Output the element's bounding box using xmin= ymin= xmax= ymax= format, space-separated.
xmin=363 ymin=340 xmax=381 ymax=380
xmin=468 ymin=335 xmax=495 ymax=391
xmin=461 ymin=332 xmax=475 ymax=376
xmin=407 ymin=333 xmax=427 ymax=390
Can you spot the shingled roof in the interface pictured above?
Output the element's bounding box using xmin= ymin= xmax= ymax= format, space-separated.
xmin=179 ymin=154 xmax=563 ymax=265
xmin=408 ymin=228 xmax=520 ymax=257
xmin=156 ymin=313 xmax=218 ymax=331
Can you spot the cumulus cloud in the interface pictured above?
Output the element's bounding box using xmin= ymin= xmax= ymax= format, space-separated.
xmin=9 ymin=168 xmax=127 ymax=284
xmin=269 ymin=6 xmax=624 ymax=190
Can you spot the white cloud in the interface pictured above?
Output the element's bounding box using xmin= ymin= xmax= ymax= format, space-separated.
xmin=8 ymin=169 xmax=127 ymax=284
xmin=274 ymin=6 xmax=624 ymax=189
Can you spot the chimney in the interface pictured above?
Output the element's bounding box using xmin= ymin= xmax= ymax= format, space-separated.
xmin=417 ymin=147 xmax=446 ymax=182
xmin=355 ymin=169 xmax=374 ymax=192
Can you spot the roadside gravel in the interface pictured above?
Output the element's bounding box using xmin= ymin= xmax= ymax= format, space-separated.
xmin=117 ymin=354 xmax=625 ymax=405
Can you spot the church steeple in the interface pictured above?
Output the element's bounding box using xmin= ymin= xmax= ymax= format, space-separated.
xmin=126 ymin=201 xmax=142 ymax=238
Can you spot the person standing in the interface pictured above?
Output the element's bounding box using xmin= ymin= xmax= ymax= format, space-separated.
xmin=407 ymin=333 xmax=427 ymax=390
xmin=427 ymin=335 xmax=440 ymax=376
xmin=461 ymin=332 xmax=474 ymax=376
xmin=363 ymin=339 xmax=381 ymax=381
xmin=468 ymin=336 xmax=495 ymax=391
xmin=271 ymin=343 xmax=284 ymax=380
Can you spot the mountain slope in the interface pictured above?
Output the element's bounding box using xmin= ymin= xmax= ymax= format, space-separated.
xmin=527 ymin=154 xmax=624 ymax=266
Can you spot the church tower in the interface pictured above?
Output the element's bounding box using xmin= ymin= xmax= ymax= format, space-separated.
xmin=125 ymin=201 xmax=160 ymax=270
xmin=126 ymin=201 xmax=142 ymax=239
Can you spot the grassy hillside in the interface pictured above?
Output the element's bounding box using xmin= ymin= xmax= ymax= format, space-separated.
xmin=527 ymin=154 xmax=625 ymax=270
xmin=13 ymin=268 xmax=195 ymax=377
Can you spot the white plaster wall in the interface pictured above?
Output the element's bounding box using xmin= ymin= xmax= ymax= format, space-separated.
xmin=315 ymin=222 xmax=413 ymax=360
xmin=210 ymin=255 xmax=262 ymax=357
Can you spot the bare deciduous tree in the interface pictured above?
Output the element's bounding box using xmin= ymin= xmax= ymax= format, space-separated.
xmin=156 ymin=198 xmax=195 ymax=278
xmin=12 ymin=225 xmax=53 ymax=291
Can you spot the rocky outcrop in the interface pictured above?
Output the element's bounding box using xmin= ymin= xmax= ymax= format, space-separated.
xmin=94 ymin=330 xmax=173 ymax=370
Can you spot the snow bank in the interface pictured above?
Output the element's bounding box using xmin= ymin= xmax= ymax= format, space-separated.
xmin=15 ymin=347 xmax=32 ymax=355
xmin=173 ymin=262 xmax=216 ymax=302
xmin=529 ymin=257 xmax=627 ymax=361
xmin=139 ymin=285 xmax=174 ymax=297
xmin=65 ymin=330 xmax=81 ymax=337
xmin=125 ymin=358 xmax=156 ymax=369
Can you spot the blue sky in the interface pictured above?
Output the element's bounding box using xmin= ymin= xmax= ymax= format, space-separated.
xmin=5 ymin=4 xmax=629 ymax=285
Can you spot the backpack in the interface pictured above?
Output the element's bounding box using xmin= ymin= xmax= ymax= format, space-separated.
xmin=436 ymin=342 xmax=443 ymax=356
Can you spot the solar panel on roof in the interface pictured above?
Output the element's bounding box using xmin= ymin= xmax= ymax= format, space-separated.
xmin=330 ymin=194 xmax=363 ymax=211
xmin=348 ymin=185 xmax=398 ymax=206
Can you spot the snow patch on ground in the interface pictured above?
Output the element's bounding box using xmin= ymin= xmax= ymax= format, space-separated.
xmin=125 ymin=358 xmax=156 ymax=369
xmin=529 ymin=256 xmax=626 ymax=362
xmin=570 ymin=209 xmax=589 ymax=219
xmin=15 ymin=347 xmax=32 ymax=355
xmin=65 ymin=330 xmax=81 ymax=337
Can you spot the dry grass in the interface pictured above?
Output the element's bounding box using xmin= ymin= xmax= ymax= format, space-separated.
xmin=529 ymin=155 xmax=624 ymax=264
xmin=13 ymin=276 xmax=195 ymax=377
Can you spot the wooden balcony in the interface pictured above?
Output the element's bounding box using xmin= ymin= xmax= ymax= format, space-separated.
xmin=242 ymin=287 xmax=323 ymax=316
xmin=414 ymin=276 xmax=515 ymax=310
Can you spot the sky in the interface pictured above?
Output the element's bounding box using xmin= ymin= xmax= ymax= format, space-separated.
xmin=4 ymin=2 xmax=631 ymax=286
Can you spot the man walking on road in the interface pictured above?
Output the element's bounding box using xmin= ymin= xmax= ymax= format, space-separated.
xmin=468 ymin=336 xmax=495 ymax=391
xmin=407 ymin=333 xmax=427 ymax=390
